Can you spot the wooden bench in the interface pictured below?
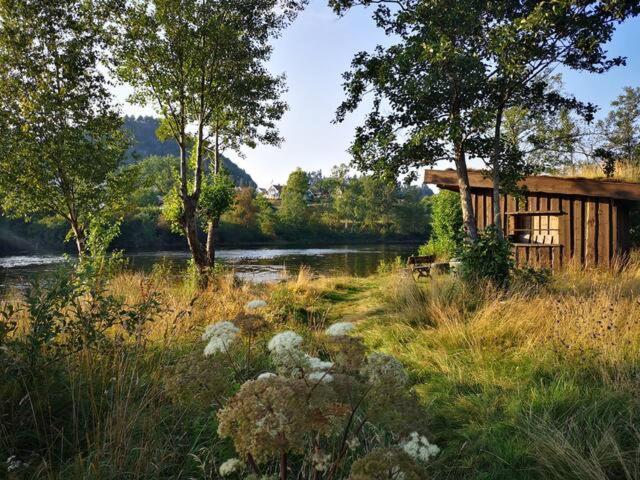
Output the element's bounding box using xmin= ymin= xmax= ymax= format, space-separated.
xmin=407 ymin=255 xmax=455 ymax=280
xmin=407 ymin=255 xmax=436 ymax=279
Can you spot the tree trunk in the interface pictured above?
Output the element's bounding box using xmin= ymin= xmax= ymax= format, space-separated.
xmin=491 ymin=104 xmax=505 ymax=238
xmin=70 ymin=220 xmax=86 ymax=257
xmin=279 ymin=452 xmax=287 ymax=480
xmin=183 ymin=196 xmax=208 ymax=273
xmin=453 ymin=145 xmax=478 ymax=241
xmin=206 ymin=217 xmax=219 ymax=266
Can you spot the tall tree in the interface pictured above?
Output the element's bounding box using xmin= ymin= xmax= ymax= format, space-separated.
xmin=0 ymin=0 xmax=131 ymax=256
xmin=278 ymin=168 xmax=310 ymax=230
xmin=117 ymin=0 xmax=304 ymax=273
xmin=330 ymin=0 xmax=493 ymax=241
xmin=483 ymin=0 xmax=640 ymax=235
xmin=597 ymin=86 xmax=640 ymax=166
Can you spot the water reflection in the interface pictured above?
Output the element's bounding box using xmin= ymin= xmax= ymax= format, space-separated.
xmin=0 ymin=244 xmax=418 ymax=290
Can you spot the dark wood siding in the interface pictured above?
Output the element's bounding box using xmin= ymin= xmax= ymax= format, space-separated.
xmin=467 ymin=188 xmax=630 ymax=268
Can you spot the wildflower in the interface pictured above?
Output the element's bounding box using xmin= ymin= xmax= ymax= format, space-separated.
xmin=203 ymin=321 xmax=240 ymax=356
xmin=325 ymin=321 xmax=355 ymax=337
xmin=347 ymin=436 xmax=361 ymax=450
xmin=257 ymin=372 xmax=277 ymax=380
xmin=267 ymin=331 xmax=303 ymax=353
xmin=312 ymin=450 xmax=332 ymax=472
xmin=361 ymin=352 xmax=408 ymax=387
xmin=219 ymin=457 xmax=243 ymax=476
xmin=307 ymin=356 xmax=333 ymax=371
xmin=246 ymin=299 xmax=268 ymax=310
xmin=308 ymin=371 xmax=334 ymax=383
xmin=6 ymin=455 xmax=26 ymax=472
xmin=400 ymin=432 xmax=440 ymax=463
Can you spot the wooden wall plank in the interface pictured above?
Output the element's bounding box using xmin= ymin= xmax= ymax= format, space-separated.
xmin=550 ymin=196 xmax=561 ymax=268
xmin=574 ymin=198 xmax=584 ymax=265
xmin=586 ymin=198 xmax=597 ymax=266
xmin=597 ymin=199 xmax=609 ymax=266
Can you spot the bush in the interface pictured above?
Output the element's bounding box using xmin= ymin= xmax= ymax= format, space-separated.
xmin=459 ymin=225 xmax=513 ymax=286
xmin=419 ymin=190 xmax=463 ymax=259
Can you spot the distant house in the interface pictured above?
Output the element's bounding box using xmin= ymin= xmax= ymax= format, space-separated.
xmin=425 ymin=169 xmax=640 ymax=268
xmin=265 ymin=184 xmax=283 ymax=200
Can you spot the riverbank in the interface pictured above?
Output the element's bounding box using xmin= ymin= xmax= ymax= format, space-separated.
xmin=2 ymin=263 xmax=640 ymax=478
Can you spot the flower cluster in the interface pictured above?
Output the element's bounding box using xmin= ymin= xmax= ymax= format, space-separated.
xmin=400 ymin=432 xmax=440 ymax=463
xmin=325 ymin=321 xmax=355 ymax=337
xmin=361 ymin=352 xmax=408 ymax=387
xmin=202 ymin=321 xmax=240 ymax=356
xmin=312 ymin=449 xmax=332 ymax=472
xmin=219 ymin=457 xmax=243 ymax=476
xmin=267 ymin=331 xmax=334 ymax=380
xmin=246 ymin=299 xmax=268 ymax=310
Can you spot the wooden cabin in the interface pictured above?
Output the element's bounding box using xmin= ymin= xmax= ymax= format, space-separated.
xmin=424 ymin=169 xmax=640 ymax=268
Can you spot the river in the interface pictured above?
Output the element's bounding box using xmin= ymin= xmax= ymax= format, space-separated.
xmin=0 ymin=244 xmax=418 ymax=292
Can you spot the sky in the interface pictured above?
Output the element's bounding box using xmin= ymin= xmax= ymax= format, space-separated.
xmin=116 ymin=0 xmax=640 ymax=188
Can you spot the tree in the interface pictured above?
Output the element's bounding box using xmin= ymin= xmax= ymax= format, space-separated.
xmin=0 ymin=0 xmax=132 ymax=256
xmin=598 ymin=86 xmax=640 ymax=166
xmin=278 ymin=168 xmax=310 ymax=230
xmin=483 ymin=1 xmax=640 ymax=235
xmin=330 ymin=0 xmax=494 ymax=241
xmin=117 ymin=0 xmax=305 ymax=273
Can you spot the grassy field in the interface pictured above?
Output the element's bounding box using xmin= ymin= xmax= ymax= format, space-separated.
xmin=2 ymin=261 xmax=640 ymax=479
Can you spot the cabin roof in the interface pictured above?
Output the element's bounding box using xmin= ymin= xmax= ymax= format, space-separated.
xmin=424 ymin=169 xmax=640 ymax=202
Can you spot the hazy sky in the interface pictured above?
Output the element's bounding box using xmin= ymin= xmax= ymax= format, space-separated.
xmin=116 ymin=0 xmax=640 ymax=188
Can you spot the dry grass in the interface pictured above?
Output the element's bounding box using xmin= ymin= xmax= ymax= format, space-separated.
xmin=559 ymin=162 xmax=640 ymax=183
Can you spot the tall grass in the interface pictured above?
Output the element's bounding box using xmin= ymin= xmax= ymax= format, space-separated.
xmin=3 ymin=260 xmax=640 ymax=478
xmin=361 ymin=262 xmax=640 ymax=479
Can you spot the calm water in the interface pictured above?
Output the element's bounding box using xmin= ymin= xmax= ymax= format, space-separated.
xmin=0 ymin=244 xmax=418 ymax=291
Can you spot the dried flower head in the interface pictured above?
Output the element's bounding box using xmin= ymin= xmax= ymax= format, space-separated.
xmin=325 ymin=321 xmax=355 ymax=337
xmin=217 ymin=377 xmax=347 ymax=464
xmin=349 ymin=448 xmax=425 ymax=480
xmin=257 ymin=372 xmax=277 ymax=380
xmin=202 ymin=321 xmax=240 ymax=356
xmin=308 ymin=371 xmax=334 ymax=383
xmin=311 ymin=449 xmax=332 ymax=472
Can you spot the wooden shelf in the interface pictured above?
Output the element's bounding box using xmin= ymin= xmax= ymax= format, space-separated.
xmin=506 ymin=211 xmax=564 ymax=216
xmin=511 ymin=243 xmax=563 ymax=248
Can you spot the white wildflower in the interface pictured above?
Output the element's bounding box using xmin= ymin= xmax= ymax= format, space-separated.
xmin=271 ymin=347 xmax=310 ymax=376
xmin=257 ymin=372 xmax=277 ymax=380
xmin=6 ymin=455 xmax=26 ymax=472
xmin=308 ymin=371 xmax=334 ymax=383
xmin=307 ymin=356 xmax=334 ymax=371
xmin=400 ymin=432 xmax=440 ymax=463
xmin=203 ymin=321 xmax=240 ymax=356
xmin=311 ymin=450 xmax=332 ymax=472
xmin=246 ymin=299 xmax=267 ymax=310
xmin=361 ymin=352 xmax=408 ymax=386
xmin=325 ymin=321 xmax=355 ymax=337
xmin=347 ymin=436 xmax=360 ymax=450
xmin=219 ymin=457 xmax=243 ymax=476
xmin=267 ymin=331 xmax=303 ymax=353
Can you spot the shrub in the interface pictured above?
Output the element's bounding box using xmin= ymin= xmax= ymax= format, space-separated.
xmin=459 ymin=224 xmax=513 ymax=286
xmin=418 ymin=190 xmax=463 ymax=260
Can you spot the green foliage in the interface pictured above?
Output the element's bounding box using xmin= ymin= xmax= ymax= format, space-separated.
xmin=597 ymin=86 xmax=640 ymax=166
xmin=459 ymin=224 xmax=513 ymax=286
xmin=0 ymin=0 xmax=131 ymax=255
xmin=419 ymin=190 xmax=463 ymax=259
xmin=199 ymin=171 xmax=236 ymax=222
xmin=278 ymin=168 xmax=310 ymax=229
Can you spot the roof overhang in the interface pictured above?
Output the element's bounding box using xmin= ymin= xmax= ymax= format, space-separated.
xmin=424 ymin=169 xmax=640 ymax=202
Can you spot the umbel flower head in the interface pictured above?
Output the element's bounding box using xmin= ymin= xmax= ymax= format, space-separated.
xmin=219 ymin=457 xmax=243 ymax=476
xmin=325 ymin=321 xmax=355 ymax=337
xmin=246 ymin=299 xmax=268 ymax=310
xmin=267 ymin=330 xmax=303 ymax=353
xmin=217 ymin=376 xmax=346 ymax=463
xmin=400 ymin=432 xmax=440 ymax=463
xmin=203 ymin=321 xmax=240 ymax=356
xmin=361 ymin=352 xmax=408 ymax=387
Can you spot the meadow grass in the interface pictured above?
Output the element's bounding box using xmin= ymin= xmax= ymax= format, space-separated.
xmin=2 ymin=261 xmax=640 ymax=478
